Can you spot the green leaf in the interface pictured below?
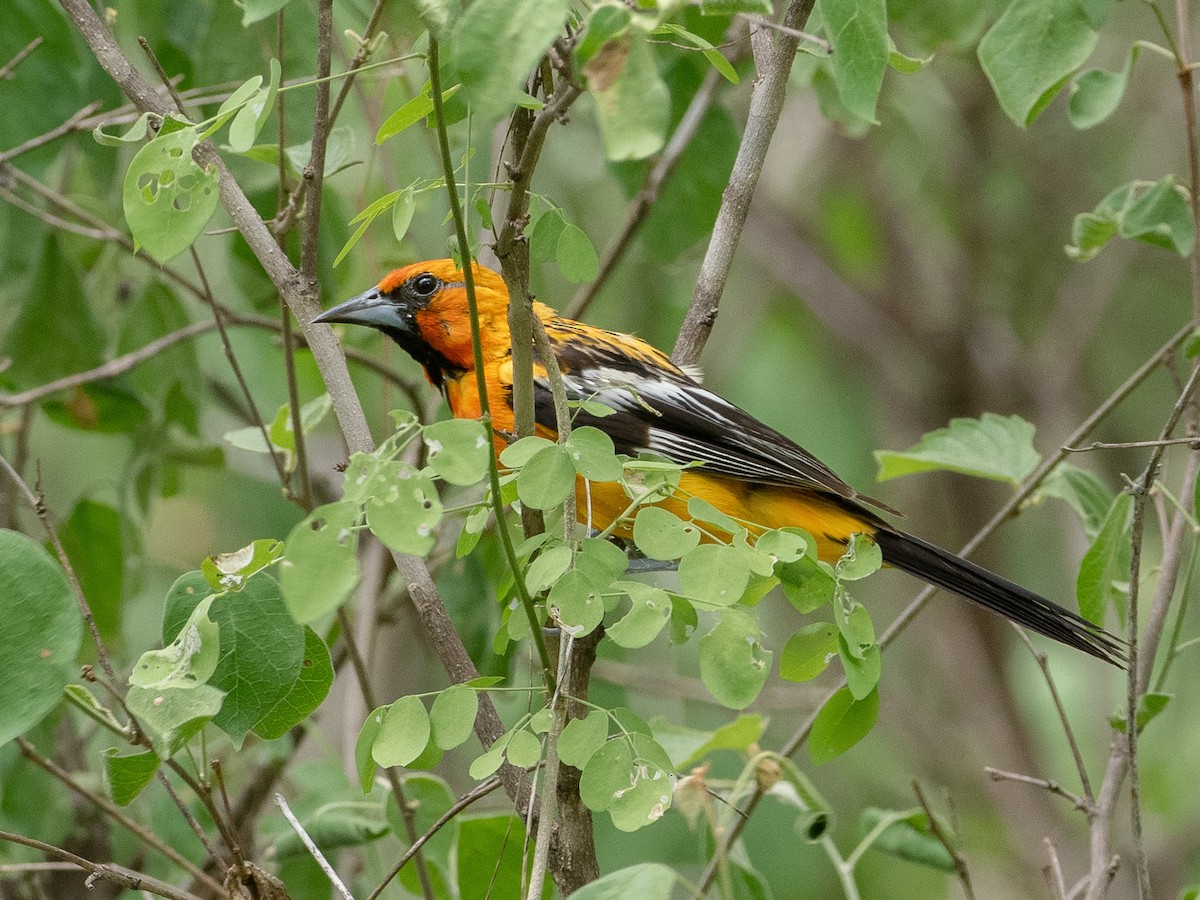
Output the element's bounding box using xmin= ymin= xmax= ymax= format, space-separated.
xmin=585 ymin=27 xmax=670 ymax=161
xmin=835 ymin=533 xmax=882 ymax=581
xmin=129 ymin=596 xmax=219 ymax=689
xmin=678 ymin=544 xmax=751 ymax=608
xmin=1038 ymin=464 xmax=1113 ymax=538
xmin=608 ymin=757 xmax=672 ymax=832
xmin=499 ymin=435 xmax=556 ymax=468
xmin=279 ymin=501 xmax=361 ymax=624
xmin=384 ymin=774 xmax=458 ymax=877
xmin=1076 ymin=491 xmax=1132 ymax=626
xmin=777 ymin=554 xmax=837 ymax=614
xmin=392 ymin=185 xmax=417 ymax=243
xmin=165 ymin=574 xmax=305 ymax=748
xmin=780 ymin=622 xmax=838 ymax=682
xmin=241 ymin=0 xmax=291 ymax=26
xmin=425 ymin=418 xmax=491 ymax=486
xmin=580 ymin=738 xmax=634 ymax=812
xmin=977 ymin=0 xmax=1101 ymax=127
xmin=656 ymin=24 xmax=739 ymax=85
xmin=93 ymin=111 xmax=153 ymax=147
xmin=505 ymin=728 xmax=543 ymax=768
xmin=516 ymin=444 xmax=577 ymax=510
xmin=374 ymin=695 xmax=432 ymax=767
xmin=452 ymin=0 xmax=570 ymax=121
xmin=650 ymin=713 xmax=767 ymax=770
xmin=699 ymin=609 xmax=772 ymax=709
xmin=429 ymin=684 xmax=478 ymax=751
xmin=569 ymin=863 xmax=678 ymax=900
xmin=559 ymin=710 xmax=610 ymax=769
xmin=0 ymin=530 xmax=83 ymax=747
xmin=1135 ymin=691 xmax=1171 ymax=732
xmin=376 ymin=85 xmax=462 ymax=144
xmin=1067 ymin=177 xmax=1196 ymax=261
xmin=701 ymin=0 xmax=772 ymax=12
xmin=253 ymin=627 xmax=334 ymax=740
xmin=810 ymin=686 xmax=878 ymax=764
xmin=548 ymin=569 xmax=605 ymax=636
xmin=525 ymin=544 xmax=573 ymax=594
xmin=1068 ymin=44 xmax=1139 ymax=129
xmin=575 ymin=536 xmax=629 ymax=585
xmin=605 ymin=581 xmax=672 ymax=649
xmin=875 ymin=413 xmax=1040 ymax=485
xmin=531 ymin=210 xmax=566 ymax=263
xmin=818 ymin=0 xmax=888 ymax=124
xmin=365 ymin=464 xmax=443 ymax=556
xmin=56 ymin=499 xmax=123 ymax=640
xmin=632 ymin=507 xmax=701 ymax=561
xmin=105 ymin=749 xmax=160 ymax=806
xmin=887 ymin=36 xmax=933 ymax=74
xmin=201 ymin=539 xmax=283 ymax=592
xmin=123 ymin=126 xmax=221 ymax=263
xmin=274 ymin=807 xmax=387 ymax=859
xmin=565 ymin=426 xmax=623 ymax=481
xmin=858 ymin=807 xmax=956 ymax=873
xmin=556 ymin=222 xmax=601 ymax=284
xmin=126 ymin=683 xmax=225 ymax=759
xmin=355 ymin=706 xmax=386 ymax=792
xmin=839 ymin=634 xmax=882 ymax=700
xmin=457 ymin=814 xmax=538 ymax=900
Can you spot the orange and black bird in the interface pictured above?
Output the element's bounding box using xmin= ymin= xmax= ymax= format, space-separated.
xmin=315 ymin=259 xmax=1123 ymax=665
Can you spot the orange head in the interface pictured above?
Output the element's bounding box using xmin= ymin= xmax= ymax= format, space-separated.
xmin=314 ymin=259 xmax=512 ymax=388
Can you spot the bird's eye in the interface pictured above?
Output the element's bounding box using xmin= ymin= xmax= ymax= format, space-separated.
xmin=411 ymin=273 xmax=439 ymax=296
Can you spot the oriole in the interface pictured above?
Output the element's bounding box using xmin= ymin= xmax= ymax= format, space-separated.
xmin=315 ymin=259 xmax=1122 ymax=665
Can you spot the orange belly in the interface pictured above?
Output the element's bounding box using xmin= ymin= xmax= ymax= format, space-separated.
xmin=575 ymin=472 xmax=874 ymax=563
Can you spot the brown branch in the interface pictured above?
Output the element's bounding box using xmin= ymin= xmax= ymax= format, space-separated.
xmin=984 ymin=768 xmax=1092 ymax=814
xmin=0 ymin=37 xmax=43 ymax=79
xmin=327 ymin=0 xmax=391 ymax=128
xmin=0 ymin=830 xmax=202 ymax=900
xmin=911 ymin=781 xmax=975 ymax=900
xmin=672 ymin=0 xmax=818 ymax=366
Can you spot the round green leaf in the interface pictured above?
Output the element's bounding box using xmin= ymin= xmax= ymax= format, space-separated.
xmin=580 ymin=738 xmax=633 ymax=812
xmin=698 ymin=610 xmax=771 ymax=710
xmin=516 ymin=444 xmax=577 ymax=510
xmin=558 ymin=710 xmax=609 ymax=769
xmin=373 ymin=695 xmax=432 ymax=768
xmin=525 ymin=544 xmax=573 ymax=594
xmin=632 ymin=507 xmax=700 ymax=561
xmin=809 ymin=686 xmax=879 ymax=765
xmin=678 ymin=544 xmax=751 ymax=607
xmin=429 ymin=684 xmax=478 ymax=751
xmin=606 ymin=582 xmax=671 ymax=649
xmin=547 ymin=569 xmax=604 ymax=636
xmin=505 ymin=728 xmax=543 ymax=768
xmin=0 ymin=530 xmax=82 ymax=747
xmin=779 ymin=622 xmax=838 ymax=683
xmin=280 ymin=500 xmax=361 ymax=624
xmin=365 ymin=464 xmax=443 ymax=556
xmin=565 ymin=426 xmax=623 ymax=482
xmin=424 ymin=418 xmax=491 ymax=486
xmin=499 ymin=435 xmax=555 ymax=468
xmin=253 ymin=626 xmax=334 ymax=740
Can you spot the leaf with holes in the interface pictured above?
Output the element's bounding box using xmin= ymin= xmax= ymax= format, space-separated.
xmin=129 ymin=595 xmax=219 ymax=689
xmin=698 ymin=609 xmax=772 ymax=709
xmin=365 ymin=464 xmax=444 ymax=556
xmin=279 ymin=500 xmax=361 ymax=624
xmin=123 ymin=126 xmax=220 ymax=263
xmin=424 ymin=418 xmax=491 ymax=486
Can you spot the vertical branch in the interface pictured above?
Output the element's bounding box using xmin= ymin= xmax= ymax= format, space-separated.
xmin=672 ymin=0 xmax=817 ymax=366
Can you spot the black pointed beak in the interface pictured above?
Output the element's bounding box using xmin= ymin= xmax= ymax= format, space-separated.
xmin=311 ymin=287 xmax=403 ymax=331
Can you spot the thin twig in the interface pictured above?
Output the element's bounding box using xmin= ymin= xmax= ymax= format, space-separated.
xmin=0 ymin=830 xmax=202 ymax=900
xmin=1045 ymin=838 xmax=1069 ymax=900
xmin=328 ymin=0 xmax=392 ymax=127
xmin=137 ymin=37 xmax=187 ymax=114
xmin=911 ymin=781 xmax=975 ymax=900
xmin=740 ymin=14 xmax=832 ymax=53
xmin=368 ymin=776 xmax=504 ymax=900
xmin=1013 ymin=629 xmax=1095 ymax=803
xmin=672 ymin=0 xmax=819 ymax=366
xmin=1064 ymin=436 xmax=1200 ymax=452
xmin=0 ymin=37 xmax=43 ymax=79
xmin=984 ymin=768 xmax=1092 ymax=814
xmin=275 ymin=793 xmax=355 ymax=900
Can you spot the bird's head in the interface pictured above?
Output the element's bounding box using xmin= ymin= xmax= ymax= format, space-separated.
xmin=314 ymin=259 xmax=512 ymax=387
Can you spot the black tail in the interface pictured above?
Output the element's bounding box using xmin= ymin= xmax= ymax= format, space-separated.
xmin=873 ymin=529 xmax=1125 ymax=666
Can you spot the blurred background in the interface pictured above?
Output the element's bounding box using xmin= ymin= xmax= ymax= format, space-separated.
xmin=1 ymin=0 xmax=1198 ymax=897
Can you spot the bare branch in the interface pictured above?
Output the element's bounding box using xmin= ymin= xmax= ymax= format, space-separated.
xmin=0 ymin=829 xmax=203 ymax=900
xmin=0 ymin=37 xmax=43 ymax=80
xmin=911 ymin=781 xmax=976 ymax=900
xmin=672 ymin=0 xmax=818 ymax=366
xmin=275 ymin=793 xmax=354 ymax=900
xmin=984 ymin=768 xmax=1092 ymax=814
